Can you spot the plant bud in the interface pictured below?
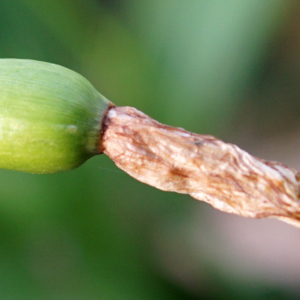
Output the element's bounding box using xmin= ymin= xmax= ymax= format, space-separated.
xmin=0 ymin=59 xmax=111 ymax=174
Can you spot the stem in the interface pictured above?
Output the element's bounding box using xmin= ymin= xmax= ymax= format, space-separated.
xmin=101 ymin=106 xmax=300 ymax=227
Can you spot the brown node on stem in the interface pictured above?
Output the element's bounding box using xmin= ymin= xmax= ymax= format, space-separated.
xmin=101 ymin=106 xmax=300 ymax=227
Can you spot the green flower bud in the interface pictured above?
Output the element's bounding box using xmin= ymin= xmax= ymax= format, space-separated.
xmin=0 ymin=59 xmax=111 ymax=174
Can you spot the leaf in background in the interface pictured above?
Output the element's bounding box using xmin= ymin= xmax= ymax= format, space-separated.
xmin=125 ymin=0 xmax=294 ymax=133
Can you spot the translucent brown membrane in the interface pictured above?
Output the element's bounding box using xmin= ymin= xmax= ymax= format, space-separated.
xmin=102 ymin=106 xmax=300 ymax=227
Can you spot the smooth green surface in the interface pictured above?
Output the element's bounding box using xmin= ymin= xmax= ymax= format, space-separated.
xmin=0 ymin=59 xmax=110 ymax=173
xmin=0 ymin=1 xmax=298 ymax=299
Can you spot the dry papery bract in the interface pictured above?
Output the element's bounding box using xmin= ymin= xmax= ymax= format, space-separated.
xmin=102 ymin=106 xmax=300 ymax=227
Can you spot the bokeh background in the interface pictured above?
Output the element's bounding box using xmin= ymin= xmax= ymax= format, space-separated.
xmin=0 ymin=0 xmax=300 ymax=299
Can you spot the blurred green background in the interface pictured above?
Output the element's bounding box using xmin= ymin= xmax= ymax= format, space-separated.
xmin=1 ymin=0 xmax=300 ymax=299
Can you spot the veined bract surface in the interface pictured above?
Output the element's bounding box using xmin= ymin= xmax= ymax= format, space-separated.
xmin=0 ymin=59 xmax=110 ymax=173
